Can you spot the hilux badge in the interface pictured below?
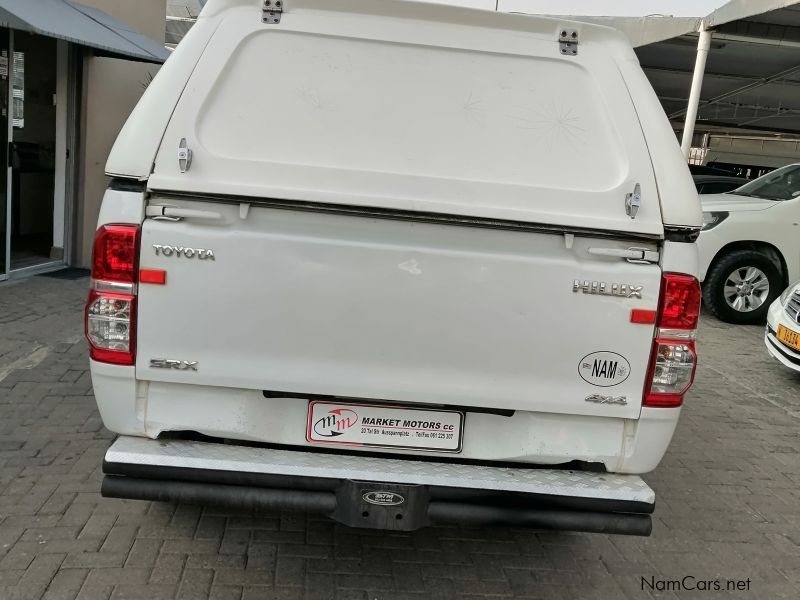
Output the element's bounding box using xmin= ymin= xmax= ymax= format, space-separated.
xmin=573 ymin=280 xmax=643 ymax=299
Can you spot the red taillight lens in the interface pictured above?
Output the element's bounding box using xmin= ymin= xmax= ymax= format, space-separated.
xmin=86 ymin=224 xmax=140 ymax=365
xmin=659 ymin=273 xmax=701 ymax=330
xmin=92 ymin=225 xmax=140 ymax=283
xmin=643 ymin=273 xmax=701 ymax=408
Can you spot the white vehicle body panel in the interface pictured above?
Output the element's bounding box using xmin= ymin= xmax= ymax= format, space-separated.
xmin=91 ymin=0 xmax=702 ymax=514
xmin=91 ymin=366 xmax=680 ymax=473
xmin=136 ymin=199 xmax=661 ymax=421
xmin=697 ymin=192 xmax=800 ymax=283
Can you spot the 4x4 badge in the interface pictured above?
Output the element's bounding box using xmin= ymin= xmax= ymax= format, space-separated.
xmin=585 ymin=394 xmax=627 ymax=406
xmin=573 ymin=280 xmax=643 ymax=299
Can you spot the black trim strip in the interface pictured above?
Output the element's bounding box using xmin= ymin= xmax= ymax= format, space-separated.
xmin=149 ymin=189 xmax=665 ymax=243
xmin=664 ymin=225 xmax=701 ymax=243
xmin=428 ymin=502 xmax=652 ymax=536
xmin=102 ymin=476 xmax=337 ymax=514
xmin=109 ymin=178 xmax=147 ymax=193
xmin=261 ymin=390 xmax=515 ymax=417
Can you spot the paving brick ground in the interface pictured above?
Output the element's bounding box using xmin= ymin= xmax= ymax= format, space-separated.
xmin=0 ymin=274 xmax=798 ymax=600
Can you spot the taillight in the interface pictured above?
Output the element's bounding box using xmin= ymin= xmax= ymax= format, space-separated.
xmin=659 ymin=273 xmax=701 ymax=330
xmin=85 ymin=224 xmax=140 ymax=366
xmin=92 ymin=225 xmax=139 ymax=283
xmin=643 ymin=273 xmax=701 ymax=408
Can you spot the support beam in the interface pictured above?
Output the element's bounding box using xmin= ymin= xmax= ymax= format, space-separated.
xmin=681 ymin=28 xmax=713 ymax=159
xmin=670 ymin=61 xmax=800 ymax=120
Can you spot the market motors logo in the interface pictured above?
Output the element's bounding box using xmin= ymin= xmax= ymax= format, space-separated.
xmin=312 ymin=408 xmax=358 ymax=438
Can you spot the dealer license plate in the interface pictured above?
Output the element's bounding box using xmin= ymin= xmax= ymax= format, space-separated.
xmin=307 ymin=401 xmax=463 ymax=452
xmin=777 ymin=324 xmax=800 ymax=351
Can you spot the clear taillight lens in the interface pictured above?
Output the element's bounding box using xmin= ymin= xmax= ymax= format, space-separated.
xmin=644 ymin=273 xmax=701 ymax=408
xmin=85 ymin=224 xmax=140 ymax=366
xmin=86 ymin=291 xmax=136 ymax=365
xmin=645 ymin=340 xmax=696 ymax=407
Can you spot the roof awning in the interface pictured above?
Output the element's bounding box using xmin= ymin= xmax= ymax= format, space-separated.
xmin=0 ymin=0 xmax=169 ymax=64
xmin=495 ymin=0 xmax=800 ymax=47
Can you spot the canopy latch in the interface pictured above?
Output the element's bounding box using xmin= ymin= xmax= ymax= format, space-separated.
xmin=626 ymin=183 xmax=642 ymax=219
xmin=177 ymin=138 xmax=192 ymax=173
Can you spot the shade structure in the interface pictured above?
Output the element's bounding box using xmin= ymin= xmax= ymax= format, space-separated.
xmin=0 ymin=0 xmax=169 ymax=64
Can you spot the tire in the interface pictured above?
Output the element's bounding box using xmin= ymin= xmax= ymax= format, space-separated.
xmin=703 ymin=250 xmax=783 ymax=324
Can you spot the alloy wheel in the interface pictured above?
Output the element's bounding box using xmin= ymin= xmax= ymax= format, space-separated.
xmin=723 ymin=267 xmax=770 ymax=313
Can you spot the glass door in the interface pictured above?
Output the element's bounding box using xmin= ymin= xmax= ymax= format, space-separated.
xmin=0 ymin=28 xmax=9 ymax=280
xmin=9 ymin=31 xmax=58 ymax=272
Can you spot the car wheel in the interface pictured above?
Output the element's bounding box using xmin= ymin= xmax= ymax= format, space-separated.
xmin=703 ymin=250 xmax=782 ymax=324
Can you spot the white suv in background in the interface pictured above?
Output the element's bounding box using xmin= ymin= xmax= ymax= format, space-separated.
xmin=698 ymin=164 xmax=800 ymax=324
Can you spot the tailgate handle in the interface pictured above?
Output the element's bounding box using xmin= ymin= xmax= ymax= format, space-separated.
xmin=145 ymin=205 xmax=223 ymax=221
xmin=588 ymin=247 xmax=659 ymax=264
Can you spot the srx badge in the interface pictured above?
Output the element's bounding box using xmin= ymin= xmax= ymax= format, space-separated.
xmin=578 ymin=352 xmax=631 ymax=387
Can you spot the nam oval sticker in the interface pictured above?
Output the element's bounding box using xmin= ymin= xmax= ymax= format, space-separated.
xmin=578 ymin=352 xmax=631 ymax=387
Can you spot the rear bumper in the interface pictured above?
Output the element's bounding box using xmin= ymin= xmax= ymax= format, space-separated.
xmin=92 ymin=360 xmax=680 ymax=474
xmin=103 ymin=436 xmax=655 ymax=536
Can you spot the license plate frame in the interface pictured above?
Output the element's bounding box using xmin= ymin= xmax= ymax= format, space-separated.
xmin=306 ymin=401 xmax=464 ymax=453
xmin=777 ymin=324 xmax=800 ymax=352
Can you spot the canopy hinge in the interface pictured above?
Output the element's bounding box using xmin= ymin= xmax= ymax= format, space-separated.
xmin=262 ymin=0 xmax=283 ymax=24
xmin=559 ymin=29 xmax=579 ymax=56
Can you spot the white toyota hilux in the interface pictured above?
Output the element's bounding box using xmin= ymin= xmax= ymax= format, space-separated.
xmin=87 ymin=0 xmax=702 ymax=536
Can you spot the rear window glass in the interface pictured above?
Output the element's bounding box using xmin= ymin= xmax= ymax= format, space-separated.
xmin=197 ymin=31 xmax=626 ymax=191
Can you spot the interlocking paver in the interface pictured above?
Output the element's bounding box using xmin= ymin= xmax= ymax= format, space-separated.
xmin=1 ymin=274 xmax=800 ymax=599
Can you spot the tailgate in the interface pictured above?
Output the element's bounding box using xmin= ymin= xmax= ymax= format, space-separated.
xmin=135 ymin=0 xmax=664 ymax=420
xmin=136 ymin=201 xmax=660 ymax=420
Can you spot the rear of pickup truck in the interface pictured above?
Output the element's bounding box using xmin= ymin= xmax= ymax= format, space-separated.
xmin=87 ymin=0 xmax=702 ymax=535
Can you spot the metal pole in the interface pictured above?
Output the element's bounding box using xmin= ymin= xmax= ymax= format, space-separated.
xmin=681 ymin=27 xmax=713 ymax=159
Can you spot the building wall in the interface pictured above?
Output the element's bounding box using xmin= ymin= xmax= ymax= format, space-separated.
xmin=75 ymin=0 xmax=166 ymax=267
xmin=706 ymin=136 xmax=800 ymax=169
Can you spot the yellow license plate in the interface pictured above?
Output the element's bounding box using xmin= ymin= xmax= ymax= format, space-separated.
xmin=777 ymin=324 xmax=800 ymax=351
